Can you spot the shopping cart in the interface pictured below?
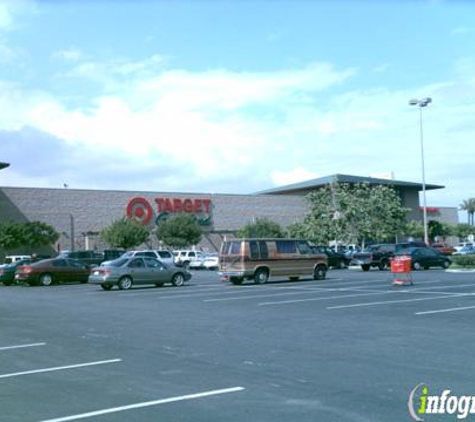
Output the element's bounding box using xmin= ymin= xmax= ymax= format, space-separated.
xmin=390 ymin=256 xmax=413 ymax=286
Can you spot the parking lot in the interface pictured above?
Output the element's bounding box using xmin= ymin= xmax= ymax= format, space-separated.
xmin=2 ymin=267 xmax=475 ymax=421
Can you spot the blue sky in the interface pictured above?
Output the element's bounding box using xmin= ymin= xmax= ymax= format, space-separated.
xmin=0 ymin=0 xmax=474 ymax=217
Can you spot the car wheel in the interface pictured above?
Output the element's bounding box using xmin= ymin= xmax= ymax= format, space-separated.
xmin=39 ymin=273 xmax=53 ymax=286
xmin=230 ymin=277 xmax=243 ymax=285
xmin=172 ymin=273 xmax=185 ymax=287
xmin=378 ymin=260 xmax=389 ymax=271
xmin=118 ymin=276 xmax=133 ymax=290
xmin=413 ymin=261 xmax=422 ymax=271
xmin=101 ymin=284 xmax=113 ymax=291
xmin=313 ymin=265 xmax=327 ymax=280
xmin=442 ymin=260 xmax=450 ymax=269
xmin=254 ymin=268 xmax=269 ymax=284
xmin=3 ymin=280 xmax=12 ymax=286
xmin=339 ymin=260 xmax=347 ymax=269
xmin=361 ymin=264 xmax=370 ymax=272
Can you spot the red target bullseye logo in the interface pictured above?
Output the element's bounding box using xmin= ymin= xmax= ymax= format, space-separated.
xmin=126 ymin=197 xmax=153 ymax=225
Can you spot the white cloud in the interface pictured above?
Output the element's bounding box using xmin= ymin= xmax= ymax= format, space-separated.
xmin=2 ymin=61 xmax=354 ymax=189
xmin=271 ymin=168 xmax=319 ymax=187
xmin=0 ymin=0 xmax=36 ymax=31
xmin=53 ymin=47 xmax=83 ymax=62
xmin=1 ymin=52 xmax=475 ymax=209
xmin=451 ymin=26 xmax=471 ymax=35
xmin=0 ymin=2 xmax=14 ymax=30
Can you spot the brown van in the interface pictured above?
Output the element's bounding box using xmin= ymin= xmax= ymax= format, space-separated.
xmin=219 ymin=238 xmax=328 ymax=285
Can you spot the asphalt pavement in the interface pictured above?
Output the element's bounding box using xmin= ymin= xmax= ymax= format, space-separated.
xmin=1 ymin=267 xmax=475 ymax=422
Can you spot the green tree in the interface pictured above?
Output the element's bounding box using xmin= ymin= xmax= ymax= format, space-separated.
xmin=455 ymin=223 xmax=475 ymax=240
xmin=460 ymin=198 xmax=475 ymax=225
xmin=236 ymin=217 xmax=285 ymax=238
xmin=155 ymin=214 xmax=202 ymax=248
xmin=22 ymin=221 xmax=60 ymax=249
xmin=0 ymin=221 xmax=27 ymax=251
xmin=294 ymin=183 xmax=408 ymax=246
xmin=100 ymin=218 xmax=150 ymax=249
xmin=428 ymin=220 xmax=454 ymax=242
xmin=404 ymin=220 xmax=425 ymax=240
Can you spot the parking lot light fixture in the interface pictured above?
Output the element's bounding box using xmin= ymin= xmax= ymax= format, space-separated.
xmin=409 ymin=97 xmax=432 ymax=245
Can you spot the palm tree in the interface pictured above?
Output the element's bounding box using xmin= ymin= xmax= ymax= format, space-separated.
xmin=460 ymin=198 xmax=475 ymax=225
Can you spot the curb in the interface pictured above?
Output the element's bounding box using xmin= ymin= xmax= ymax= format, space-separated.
xmin=446 ymin=269 xmax=475 ymax=273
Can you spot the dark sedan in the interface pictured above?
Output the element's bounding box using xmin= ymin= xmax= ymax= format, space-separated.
xmin=88 ymin=256 xmax=192 ymax=290
xmin=395 ymin=247 xmax=451 ymax=270
xmin=312 ymin=246 xmax=349 ymax=269
xmin=15 ymin=258 xmax=90 ymax=286
xmin=0 ymin=258 xmax=32 ymax=285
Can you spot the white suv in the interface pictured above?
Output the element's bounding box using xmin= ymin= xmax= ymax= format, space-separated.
xmin=173 ymin=250 xmax=205 ymax=268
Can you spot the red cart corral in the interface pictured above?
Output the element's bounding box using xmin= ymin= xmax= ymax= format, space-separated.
xmin=390 ymin=255 xmax=413 ymax=286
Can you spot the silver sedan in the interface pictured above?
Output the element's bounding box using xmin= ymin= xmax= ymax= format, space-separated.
xmin=88 ymin=257 xmax=192 ymax=291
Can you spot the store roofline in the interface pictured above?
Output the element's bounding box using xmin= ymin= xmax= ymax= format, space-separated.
xmin=256 ymin=173 xmax=444 ymax=195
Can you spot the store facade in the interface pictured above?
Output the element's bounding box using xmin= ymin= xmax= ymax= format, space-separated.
xmin=0 ymin=173 xmax=458 ymax=254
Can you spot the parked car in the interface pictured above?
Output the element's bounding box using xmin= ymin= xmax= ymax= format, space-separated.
xmin=219 ymin=238 xmax=328 ymax=285
xmin=351 ymin=244 xmax=396 ymax=271
xmin=173 ymin=250 xmax=205 ymax=268
xmin=15 ymin=258 xmax=90 ymax=286
xmin=103 ymin=249 xmax=126 ymax=262
xmin=453 ymin=245 xmax=475 ymax=256
xmin=88 ymin=256 xmax=192 ymax=290
xmin=57 ymin=250 xmax=105 ymax=267
xmin=188 ymin=254 xmax=206 ymax=270
xmin=431 ymin=243 xmax=456 ymax=255
xmin=4 ymin=255 xmax=31 ymax=264
xmin=0 ymin=258 xmax=32 ymax=285
xmin=203 ymin=253 xmax=219 ymax=270
xmin=453 ymin=242 xmax=475 ymax=253
xmin=104 ymin=250 xmax=175 ymax=267
xmin=395 ymin=247 xmax=451 ymax=270
xmin=311 ymin=246 xmax=349 ymax=269
xmin=351 ymin=241 xmax=427 ymax=271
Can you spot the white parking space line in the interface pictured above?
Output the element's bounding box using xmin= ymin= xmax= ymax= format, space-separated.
xmin=37 ymin=386 xmax=245 ymax=422
xmin=0 ymin=342 xmax=46 ymax=351
xmin=115 ymin=284 xmax=322 ymax=300
xmin=327 ymin=293 xmax=470 ymax=310
xmin=410 ymin=283 xmax=475 ymax=292
xmin=259 ymin=290 xmax=398 ymax=306
xmin=0 ymin=358 xmax=122 ymax=379
xmin=416 ymin=305 xmax=475 ymax=315
xmin=204 ymin=284 xmax=413 ymax=303
xmin=203 ymin=287 xmax=342 ymax=303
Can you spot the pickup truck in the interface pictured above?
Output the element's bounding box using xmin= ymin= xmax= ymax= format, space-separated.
xmin=351 ymin=244 xmax=396 ymax=271
xmin=351 ymin=241 xmax=426 ymax=271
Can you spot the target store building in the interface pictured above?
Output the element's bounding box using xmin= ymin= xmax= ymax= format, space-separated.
xmin=0 ymin=173 xmax=456 ymax=254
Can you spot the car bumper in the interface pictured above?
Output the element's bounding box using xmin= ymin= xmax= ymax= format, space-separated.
xmin=15 ymin=273 xmax=38 ymax=283
xmin=88 ymin=275 xmax=119 ymax=285
xmin=218 ymin=271 xmax=247 ymax=280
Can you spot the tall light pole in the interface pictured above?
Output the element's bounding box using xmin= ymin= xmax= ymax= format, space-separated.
xmin=409 ymin=97 xmax=432 ymax=245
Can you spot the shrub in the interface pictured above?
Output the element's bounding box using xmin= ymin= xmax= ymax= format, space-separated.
xmin=451 ymin=255 xmax=475 ymax=268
